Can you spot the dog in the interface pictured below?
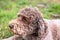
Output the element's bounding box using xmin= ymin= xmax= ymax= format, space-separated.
xmin=9 ymin=7 xmax=60 ymax=40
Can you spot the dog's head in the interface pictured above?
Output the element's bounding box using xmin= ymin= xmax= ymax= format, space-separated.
xmin=9 ymin=7 xmax=47 ymax=38
xmin=8 ymin=18 xmax=38 ymax=38
xmin=17 ymin=7 xmax=47 ymax=33
xmin=17 ymin=7 xmax=48 ymax=37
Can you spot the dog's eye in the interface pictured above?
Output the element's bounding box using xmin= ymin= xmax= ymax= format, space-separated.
xmin=22 ymin=17 xmax=27 ymax=22
xmin=22 ymin=17 xmax=31 ymax=24
xmin=9 ymin=25 xmax=14 ymax=29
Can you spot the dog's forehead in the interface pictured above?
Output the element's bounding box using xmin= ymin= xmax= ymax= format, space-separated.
xmin=18 ymin=7 xmax=37 ymax=17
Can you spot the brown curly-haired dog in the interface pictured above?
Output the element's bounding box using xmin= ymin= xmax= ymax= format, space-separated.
xmin=9 ymin=7 xmax=60 ymax=40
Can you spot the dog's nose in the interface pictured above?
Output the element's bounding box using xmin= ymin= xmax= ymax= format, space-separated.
xmin=9 ymin=25 xmax=14 ymax=29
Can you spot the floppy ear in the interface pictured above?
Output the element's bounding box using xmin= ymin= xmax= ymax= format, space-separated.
xmin=29 ymin=7 xmax=48 ymax=37
xmin=34 ymin=7 xmax=48 ymax=39
xmin=34 ymin=7 xmax=48 ymax=32
xmin=26 ymin=7 xmax=48 ymax=37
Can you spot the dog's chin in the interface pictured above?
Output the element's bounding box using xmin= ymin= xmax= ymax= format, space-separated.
xmin=17 ymin=33 xmax=27 ymax=39
xmin=15 ymin=31 xmax=27 ymax=38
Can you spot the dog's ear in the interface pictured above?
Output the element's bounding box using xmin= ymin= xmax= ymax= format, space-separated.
xmin=34 ymin=7 xmax=47 ymax=32
xmin=34 ymin=7 xmax=48 ymax=39
xmin=34 ymin=8 xmax=48 ymax=35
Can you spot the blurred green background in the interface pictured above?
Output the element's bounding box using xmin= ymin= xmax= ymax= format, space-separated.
xmin=0 ymin=0 xmax=60 ymax=39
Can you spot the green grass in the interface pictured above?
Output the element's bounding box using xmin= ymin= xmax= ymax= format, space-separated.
xmin=0 ymin=0 xmax=60 ymax=39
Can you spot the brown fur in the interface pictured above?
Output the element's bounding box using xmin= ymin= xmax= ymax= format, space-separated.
xmin=9 ymin=7 xmax=60 ymax=40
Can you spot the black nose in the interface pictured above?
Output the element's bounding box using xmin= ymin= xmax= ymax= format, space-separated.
xmin=9 ymin=25 xmax=14 ymax=29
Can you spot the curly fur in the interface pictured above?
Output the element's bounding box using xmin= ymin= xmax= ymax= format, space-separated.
xmin=9 ymin=7 xmax=60 ymax=40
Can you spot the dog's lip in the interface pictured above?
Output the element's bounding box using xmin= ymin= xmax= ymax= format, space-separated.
xmin=15 ymin=33 xmax=23 ymax=37
xmin=15 ymin=34 xmax=22 ymax=38
xmin=14 ymin=31 xmax=20 ymax=35
xmin=15 ymin=34 xmax=26 ymax=38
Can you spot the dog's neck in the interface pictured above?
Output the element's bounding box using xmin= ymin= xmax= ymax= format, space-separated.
xmin=30 ymin=24 xmax=48 ymax=40
xmin=37 ymin=27 xmax=48 ymax=40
